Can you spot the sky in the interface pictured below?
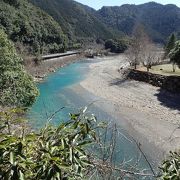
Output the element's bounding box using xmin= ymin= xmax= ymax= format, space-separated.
xmin=75 ymin=0 xmax=180 ymax=10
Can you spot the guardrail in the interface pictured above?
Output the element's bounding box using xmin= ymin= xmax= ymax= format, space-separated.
xmin=42 ymin=51 xmax=80 ymax=60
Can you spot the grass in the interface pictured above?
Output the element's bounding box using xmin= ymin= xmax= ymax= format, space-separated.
xmin=139 ymin=64 xmax=180 ymax=76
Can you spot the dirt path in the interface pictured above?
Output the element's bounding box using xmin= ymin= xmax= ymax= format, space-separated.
xmin=80 ymin=55 xmax=180 ymax=155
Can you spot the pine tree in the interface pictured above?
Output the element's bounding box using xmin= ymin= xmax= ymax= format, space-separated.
xmin=169 ymin=40 xmax=180 ymax=72
xmin=165 ymin=33 xmax=176 ymax=57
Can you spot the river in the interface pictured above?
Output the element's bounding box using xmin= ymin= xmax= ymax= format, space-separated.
xmin=28 ymin=59 xmax=156 ymax=179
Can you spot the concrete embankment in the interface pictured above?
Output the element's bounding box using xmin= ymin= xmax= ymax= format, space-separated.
xmin=127 ymin=69 xmax=180 ymax=93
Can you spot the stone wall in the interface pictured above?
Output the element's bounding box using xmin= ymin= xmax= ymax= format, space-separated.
xmin=127 ymin=69 xmax=180 ymax=93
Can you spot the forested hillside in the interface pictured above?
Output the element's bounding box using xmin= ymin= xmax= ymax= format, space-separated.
xmin=29 ymin=0 xmax=180 ymax=44
xmin=0 ymin=0 xmax=67 ymax=54
xmin=29 ymin=0 xmax=119 ymax=46
xmin=1 ymin=0 xmax=179 ymax=54
xmin=98 ymin=2 xmax=180 ymax=43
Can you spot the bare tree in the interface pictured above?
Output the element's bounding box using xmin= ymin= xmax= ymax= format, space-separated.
xmin=125 ymin=24 xmax=150 ymax=69
xmin=125 ymin=45 xmax=139 ymax=69
xmin=86 ymin=122 xmax=156 ymax=179
xmin=141 ymin=42 xmax=159 ymax=72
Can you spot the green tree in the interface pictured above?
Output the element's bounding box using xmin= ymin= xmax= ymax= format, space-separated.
xmin=105 ymin=39 xmax=127 ymax=53
xmin=105 ymin=39 xmax=115 ymax=50
xmin=169 ymin=40 xmax=180 ymax=72
xmin=115 ymin=39 xmax=128 ymax=53
xmin=0 ymin=29 xmax=39 ymax=107
xmin=165 ymin=33 xmax=176 ymax=57
xmin=3 ymin=0 xmax=20 ymax=7
xmin=0 ymin=0 xmax=67 ymax=55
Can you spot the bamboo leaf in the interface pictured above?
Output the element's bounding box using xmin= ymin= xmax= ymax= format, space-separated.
xmin=10 ymin=152 xmax=14 ymax=164
xmin=19 ymin=170 xmax=25 ymax=180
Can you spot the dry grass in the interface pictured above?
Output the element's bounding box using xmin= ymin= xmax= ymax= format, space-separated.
xmin=139 ymin=64 xmax=180 ymax=76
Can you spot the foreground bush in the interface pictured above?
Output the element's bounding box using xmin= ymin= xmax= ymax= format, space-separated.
xmin=0 ymin=107 xmax=179 ymax=179
xmin=0 ymin=29 xmax=39 ymax=107
xmin=159 ymin=151 xmax=180 ymax=179
xmin=0 ymin=108 xmax=98 ymax=179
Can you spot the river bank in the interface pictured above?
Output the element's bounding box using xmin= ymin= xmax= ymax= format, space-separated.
xmin=27 ymin=53 xmax=180 ymax=168
xmin=79 ymin=55 xmax=180 ymax=158
xmin=25 ymin=54 xmax=84 ymax=82
xmin=27 ymin=56 xmax=174 ymax=172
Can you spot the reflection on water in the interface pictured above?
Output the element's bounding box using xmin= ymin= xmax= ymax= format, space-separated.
xmin=28 ymin=59 xmax=156 ymax=179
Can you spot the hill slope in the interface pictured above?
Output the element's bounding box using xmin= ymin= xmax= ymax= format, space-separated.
xmin=1 ymin=0 xmax=179 ymax=54
xmin=97 ymin=2 xmax=180 ymax=43
xmin=29 ymin=0 xmax=118 ymax=44
xmin=0 ymin=0 xmax=67 ymax=54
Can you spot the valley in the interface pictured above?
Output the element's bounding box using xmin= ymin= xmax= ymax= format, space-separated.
xmin=0 ymin=0 xmax=180 ymax=179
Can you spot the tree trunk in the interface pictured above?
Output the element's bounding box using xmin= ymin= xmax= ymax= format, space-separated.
xmin=172 ymin=63 xmax=176 ymax=72
xmin=134 ymin=63 xmax=137 ymax=69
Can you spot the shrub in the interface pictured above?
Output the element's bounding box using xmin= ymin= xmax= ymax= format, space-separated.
xmin=1 ymin=108 xmax=178 ymax=179
xmin=0 ymin=108 xmax=99 ymax=179
xmin=159 ymin=151 xmax=180 ymax=179
xmin=0 ymin=29 xmax=39 ymax=107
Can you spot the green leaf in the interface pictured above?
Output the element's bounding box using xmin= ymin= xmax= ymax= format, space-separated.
xmin=69 ymin=113 xmax=80 ymax=120
xmin=78 ymin=140 xmax=92 ymax=147
xmin=10 ymin=151 xmax=14 ymax=164
xmin=70 ymin=147 xmax=73 ymax=162
xmin=57 ymin=163 xmax=71 ymax=169
xmin=81 ymin=159 xmax=93 ymax=166
xmin=19 ymin=170 xmax=25 ymax=180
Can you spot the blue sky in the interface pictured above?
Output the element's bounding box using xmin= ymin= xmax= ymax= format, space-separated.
xmin=75 ymin=0 xmax=180 ymax=9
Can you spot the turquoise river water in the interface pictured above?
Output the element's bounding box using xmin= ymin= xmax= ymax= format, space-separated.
xmin=28 ymin=60 xmax=156 ymax=179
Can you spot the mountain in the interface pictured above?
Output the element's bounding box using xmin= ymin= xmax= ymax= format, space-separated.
xmin=97 ymin=2 xmax=180 ymax=43
xmin=0 ymin=0 xmax=66 ymax=54
xmin=1 ymin=0 xmax=179 ymax=55
xmin=29 ymin=0 xmax=180 ymax=44
xmin=29 ymin=0 xmax=119 ymax=45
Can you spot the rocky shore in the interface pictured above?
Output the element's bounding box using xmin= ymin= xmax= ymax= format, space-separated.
xmin=25 ymin=54 xmax=84 ymax=82
xmin=80 ymin=55 xmax=180 ymax=155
